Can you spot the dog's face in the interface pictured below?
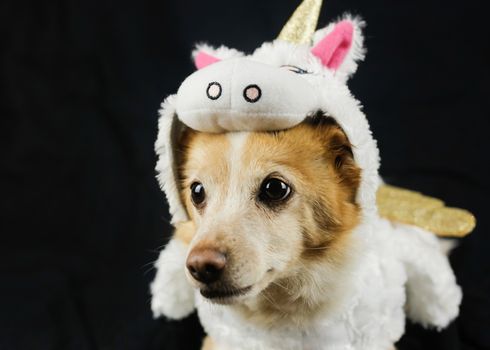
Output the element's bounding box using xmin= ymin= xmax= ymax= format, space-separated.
xmin=177 ymin=115 xmax=361 ymax=306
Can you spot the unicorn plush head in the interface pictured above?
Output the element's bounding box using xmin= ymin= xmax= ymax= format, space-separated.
xmin=156 ymin=0 xmax=379 ymax=225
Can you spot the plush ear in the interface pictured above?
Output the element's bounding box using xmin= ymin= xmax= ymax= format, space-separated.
xmin=194 ymin=51 xmax=220 ymax=69
xmin=192 ymin=44 xmax=244 ymax=70
xmin=311 ymin=17 xmax=365 ymax=82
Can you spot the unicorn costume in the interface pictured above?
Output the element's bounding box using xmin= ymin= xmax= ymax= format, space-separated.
xmin=150 ymin=1 xmax=469 ymax=348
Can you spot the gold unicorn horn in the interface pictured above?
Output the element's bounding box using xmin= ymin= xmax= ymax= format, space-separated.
xmin=277 ymin=0 xmax=323 ymax=44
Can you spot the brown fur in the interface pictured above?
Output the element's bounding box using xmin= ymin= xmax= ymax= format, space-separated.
xmin=240 ymin=119 xmax=360 ymax=260
xmin=176 ymin=128 xmax=231 ymax=219
xmin=176 ymin=118 xmax=362 ymax=332
xmin=174 ymin=221 xmax=195 ymax=245
xmin=242 ymin=121 xmax=360 ymax=327
xmin=201 ymin=336 xmax=215 ymax=350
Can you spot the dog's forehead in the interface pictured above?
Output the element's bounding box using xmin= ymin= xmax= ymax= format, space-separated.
xmin=182 ymin=131 xmax=230 ymax=175
xmin=185 ymin=131 xmax=245 ymax=172
xmin=185 ymin=126 xmax=325 ymax=181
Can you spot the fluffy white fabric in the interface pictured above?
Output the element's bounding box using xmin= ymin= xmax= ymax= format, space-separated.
xmin=197 ymin=220 xmax=461 ymax=350
xmin=155 ymin=96 xmax=188 ymax=224
xmin=151 ymin=14 xmax=462 ymax=349
xmin=151 ymin=238 xmax=195 ymax=320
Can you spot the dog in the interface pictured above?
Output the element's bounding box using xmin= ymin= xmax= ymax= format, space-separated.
xmin=150 ymin=8 xmax=462 ymax=349
xmin=177 ymin=115 xmax=360 ymax=329
xmin=155 ymin=112 xmax=461 ymax=350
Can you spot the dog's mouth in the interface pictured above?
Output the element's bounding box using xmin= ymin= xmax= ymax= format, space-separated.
xmin=200 ymin=285 xmax=252 ymax=302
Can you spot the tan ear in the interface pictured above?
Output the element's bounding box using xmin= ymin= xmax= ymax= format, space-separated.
xmin=326 ymin=125 xmax=361 ymax=203
xmin=306 ymin=114 xmax=361 ymax=203
xmin=174 ymin=126 xmax=198 ymax=219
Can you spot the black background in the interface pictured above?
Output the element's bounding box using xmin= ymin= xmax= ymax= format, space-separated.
xmin=1 ymin=0 xmax=488 ymax=349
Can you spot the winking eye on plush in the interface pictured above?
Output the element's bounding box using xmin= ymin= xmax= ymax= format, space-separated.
xmin=281 ymin=65 xmax=311 ymax=74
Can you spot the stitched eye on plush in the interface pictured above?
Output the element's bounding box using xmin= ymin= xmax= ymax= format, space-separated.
xmin=280 ymin=65 xmax=310 ymax=74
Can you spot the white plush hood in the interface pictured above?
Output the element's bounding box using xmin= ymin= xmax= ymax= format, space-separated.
xmin=155 ymin=16 xmax=380 ymax=224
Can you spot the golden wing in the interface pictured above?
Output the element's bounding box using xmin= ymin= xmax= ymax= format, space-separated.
xmin=377 ymin=185 xmax=476 ymax=237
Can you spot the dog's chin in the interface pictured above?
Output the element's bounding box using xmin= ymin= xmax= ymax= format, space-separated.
xmin=199 ymin=285 xmax=253 ymax=305
xmin=198 ymin=271 xmax=278 ymax=305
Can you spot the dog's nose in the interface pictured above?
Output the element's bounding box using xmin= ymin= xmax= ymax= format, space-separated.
xmin=186 ymin=248 xmax=226 ymax=284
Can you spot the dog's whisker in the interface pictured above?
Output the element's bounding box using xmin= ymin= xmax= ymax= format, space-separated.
xmin=159 ymin=215 xmax=173 ymax=225
xmin=141 ymin=260 xmax=158 ymax=268
xmin=260 ymin=290 xmax=280 ymax=309
xmin=271 ymin=281 xmax=289 ymax=292
xmin=144 ymin=266 xmax=156 ymax=275
xmin=148 ymin=241 xmax=172 ymax=254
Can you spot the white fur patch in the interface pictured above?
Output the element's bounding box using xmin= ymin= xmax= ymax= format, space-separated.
xmin=225 ymin=132 xmax=248 ymax=212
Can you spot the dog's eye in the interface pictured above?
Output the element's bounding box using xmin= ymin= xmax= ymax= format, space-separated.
xmin=190 ymin=182 xmax=206 ymax=206
xmin=259 ymin=178 xmax=291 ymax=202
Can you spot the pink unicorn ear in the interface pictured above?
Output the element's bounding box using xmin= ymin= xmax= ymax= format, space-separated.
xmin=311 ymin=20 xmax=355 ymax=70
xmin=194 ymin=51 xmax=221 ymax=69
